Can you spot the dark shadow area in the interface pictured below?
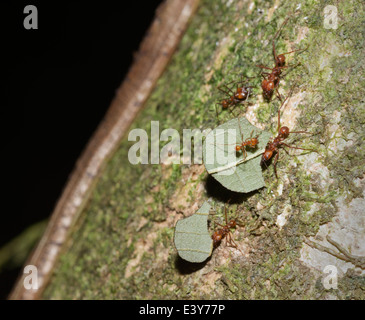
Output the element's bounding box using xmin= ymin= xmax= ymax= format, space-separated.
xmin=204 ymin=174 xmax=259 ymax=204
xmin=174 ymin=254 xmax=211 ymax=275
xmin=1 ymin=1 xmax=163 ymax=300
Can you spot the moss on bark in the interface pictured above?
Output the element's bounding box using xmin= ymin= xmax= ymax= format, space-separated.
xmin=44 ymin=0 xmax=365 ymax=299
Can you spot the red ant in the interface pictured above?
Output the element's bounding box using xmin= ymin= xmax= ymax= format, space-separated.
xmin=215 ymin=76 xmax=254 ymax=117
xmin=214 ymin=119 xmax=260 ymax=160
xmin=211 ymin=204 xmax=244 ymax=255
xmin=235 ymin=129 xmax=259 ymax=159
xmin=260 ymin=88 xmax=314 ymax=178
xmin=257 ymin=17 xmax=308 ymax=102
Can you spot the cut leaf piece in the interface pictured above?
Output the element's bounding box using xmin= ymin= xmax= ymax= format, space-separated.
xmin=203 ymin=117 xmax=272 ymax=193
xmin=174 ymin=201 xmax=213 ymax=263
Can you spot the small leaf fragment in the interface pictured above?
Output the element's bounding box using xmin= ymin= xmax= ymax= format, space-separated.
xmin=203 ymin=117 xmax=272 ymax=193
xmin=174 ymin=201 xmax=213 ymax=263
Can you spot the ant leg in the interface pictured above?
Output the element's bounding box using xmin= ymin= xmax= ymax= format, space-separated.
xmin=238 ymin=75 xmax=254 ymax=90
xmin=238 ymin=75 xmax=255 ymax=87
xmin=226 ymin=232 xmax=236 ymax=248
xmin=281 ymin=44 xmax=309 ymax=62
xmin=261 ymin=157 xmax=269 ymax=170
xmin=239 ymin=148 xmax=247 ymax=160
xmin=280 ymin=142 xmax=315 ymax=153
xmin=222 ymin=84 xmax=236 ymax=95
xmin=215 ymin=103 xmax=220 ymax=121
xmin=227 ymin=76 xmax=246 ymax=89
xmin=272 ymin=17 xmax=290 ymax=60
xmin=228 ymin=103 xmax=240 ymax=118
xmin=236 ymin=74 xmax=244 ymax=91
xmin=224 ymin=204 xmax=228 ymax=225
xmin=277 ymin=101 xmax=282 ymax=133
xmin=281 ymin=145 xmax=291 ymax=156
xmin=257 ymin=65 xmax=274 ymax=71
xmin=227 ymin=232 xmax=245 ymax=255
xmin=218 ymin=85 xmax=234 ymax=96
xmin=273 ymin=41 xmax=277 ymax=63
xmin=280 ymin=63 xmax=301 ymax=78
xmin=273 ymin=17 xmax=290 ymax=40
xmin=260 ymin=72 xmax=271 ymax=78
xmin=279 ymin=45 xmax=309 ymax=57
xmin=236 ymin=118 xmax=245 ymax=143
xmin=275 ymin=87 xmax=283 ymax=103
xmin=289 ymin=130 xmax=312 ymax=134
xmin=273 ymin=150 xmax=280 ymax=178
xmin=277 ymin=83 xmax=296 ymax=119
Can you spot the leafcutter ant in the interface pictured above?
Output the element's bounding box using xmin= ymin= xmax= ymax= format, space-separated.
xmin=211 ymin=203 xmax=244 ymax=255
xmin=260 ymin=88 xmax=315 ymax=178
xmin=257 ymin=17 xmax=308 ymax=102
xmin=215 ymin=76 xmax=254 ymax=118
xmin=234 ymin=129 xmax=259 ymax=158
xmin=213 ymin=118 xmax=260 ymax=161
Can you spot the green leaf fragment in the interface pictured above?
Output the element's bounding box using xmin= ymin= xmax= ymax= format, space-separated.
xmin=203 ymin=117 xmax=272 ymax=193
xmin=174 ymin=201 xmax=213 ymax=263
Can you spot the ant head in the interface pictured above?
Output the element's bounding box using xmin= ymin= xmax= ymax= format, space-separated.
xmin=279 ymin=126 xmax=290 ymax=138
xmin=228 ymin=220 xmax=236 ymax=228
xmin=276 ymin=54 xmax=286 ymax=67
xmin=235 ymin=145 xmax=242 ymax=152
xmin=222 ymin=100 xmax=229 ymax=108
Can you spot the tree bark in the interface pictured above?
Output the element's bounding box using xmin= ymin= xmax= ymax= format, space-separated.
xmin=12 ymin=0 xmax=365 ymax=299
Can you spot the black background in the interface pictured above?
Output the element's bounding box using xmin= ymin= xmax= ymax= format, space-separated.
xmin=1 ymin=1 xmax=163 ymax=299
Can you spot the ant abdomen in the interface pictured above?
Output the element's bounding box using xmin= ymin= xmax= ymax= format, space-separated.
xmin=261 ymin=149 xmax=273 ymax=165
xmin=212 ymin=231 xmax=223 ymax=247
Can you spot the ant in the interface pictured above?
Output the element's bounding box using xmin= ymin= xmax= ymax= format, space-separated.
xmin=235 ymin=129 xmax=259 ymax=159
xmin=257 ymin=17 xmax=308 ymax=102
xmin=215 ymin=76 xmax=254 ymax=118
xmin=260 ymin=87 xmax=314 ymax=178
xmin=211 ymin=203 xmax=244 ymax=255
xmin=214 ymin=119 xmax=260 ymax=160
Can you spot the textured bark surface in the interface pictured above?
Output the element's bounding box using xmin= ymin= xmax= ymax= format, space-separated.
xmin=31 ymin=0 xmax=365 ymax=299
